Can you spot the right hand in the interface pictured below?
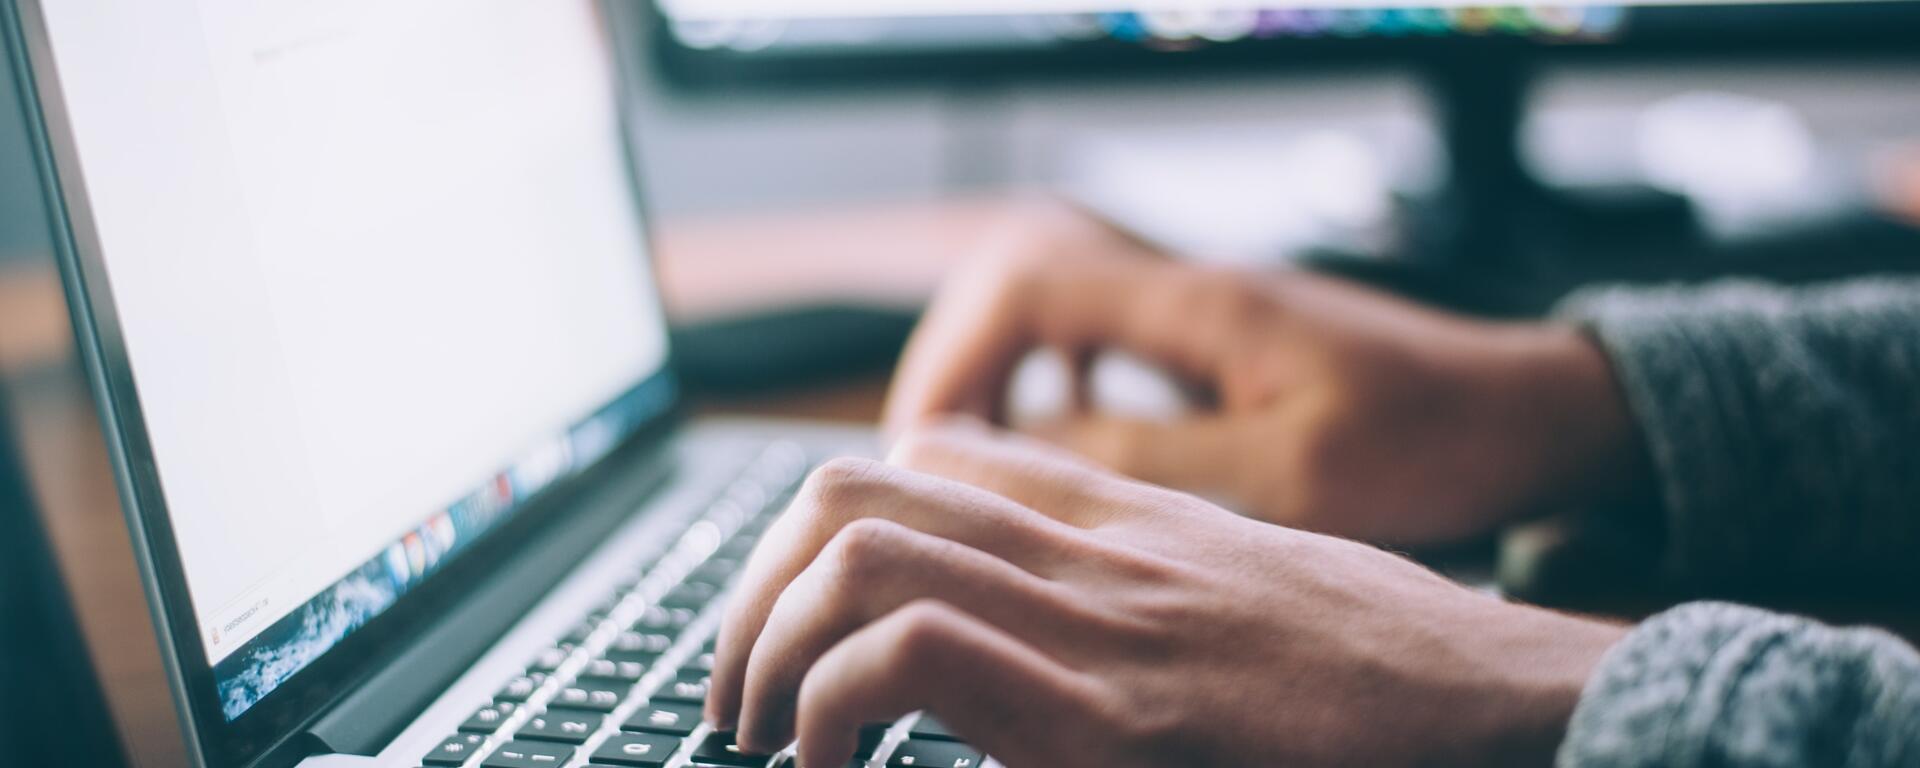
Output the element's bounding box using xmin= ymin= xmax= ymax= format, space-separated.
xmin=882 ymin=200 xmax=1645 ymax=547
xmin=705 ymin=422 xmax=1625 ymax=768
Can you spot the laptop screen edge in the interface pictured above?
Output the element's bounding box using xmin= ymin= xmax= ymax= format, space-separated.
xmin=4 ymin=1 xmax=691 ymax=766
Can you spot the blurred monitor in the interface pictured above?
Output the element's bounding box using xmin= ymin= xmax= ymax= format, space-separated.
xmin=644 ymin=1 xmax=1920 ymax=84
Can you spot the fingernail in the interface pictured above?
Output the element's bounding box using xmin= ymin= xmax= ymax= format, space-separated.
xmin=735 ymin=725 xmax=768 ymax=755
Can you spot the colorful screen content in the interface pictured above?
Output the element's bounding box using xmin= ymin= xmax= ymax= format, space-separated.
xmin=654 ymin=1 xmax=1918 ymax=54
xmin=33 ymin=0 xmax=673 ymax=720
xmin=655 ymin=2 xmax=1635 ymax=53
xmin=209 ymin=378 xmax=673 ymax=719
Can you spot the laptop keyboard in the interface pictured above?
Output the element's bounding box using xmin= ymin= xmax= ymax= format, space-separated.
xmin=420 ymin=442 xmax=987 ymax=768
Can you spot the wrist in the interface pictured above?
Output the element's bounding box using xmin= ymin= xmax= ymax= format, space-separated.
xmin=1487 ymin=323 xmax=1654 ymax=516
xmin=1474 ymin=608 xmax=1629 ymax=767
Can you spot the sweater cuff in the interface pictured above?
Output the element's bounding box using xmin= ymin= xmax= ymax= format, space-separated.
xmin=1556 ymin=601 xmax=1920 ymax=768
xmin=1551 ymin=284 xmax=1768 ymax=586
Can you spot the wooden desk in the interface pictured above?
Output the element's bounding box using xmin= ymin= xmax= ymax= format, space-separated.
xmin=3 ymin=269 xmax=182 ymax=768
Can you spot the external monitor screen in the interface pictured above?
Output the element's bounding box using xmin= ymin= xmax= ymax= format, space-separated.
xmin=652 ymin=0 xmax=1910 ymax=56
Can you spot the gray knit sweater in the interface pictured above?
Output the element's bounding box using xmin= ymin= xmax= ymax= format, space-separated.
xmin=1552 ymin=278 xmax=1920 ymax=767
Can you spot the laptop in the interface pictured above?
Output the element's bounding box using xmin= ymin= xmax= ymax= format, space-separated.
xmin=4 ymin=2 xmax=983 ymax=767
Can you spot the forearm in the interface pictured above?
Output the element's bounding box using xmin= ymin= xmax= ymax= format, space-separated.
xmin=1555 ymin=277 xmax=1920 ymax=596
xmin=1558 ymin=602 xmax=1920 ymax=768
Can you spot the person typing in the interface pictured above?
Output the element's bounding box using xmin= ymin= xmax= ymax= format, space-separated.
xmin=708 ymin=201 xmax=1920 ymax=767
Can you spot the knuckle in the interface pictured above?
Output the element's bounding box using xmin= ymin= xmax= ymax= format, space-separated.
xmin=1116 ymin=703 xmax=1192 ymax=760
xmin=966 ymin=234 xmax=1044 ymax=296
xmin=983 ymin=205 xmax=1064 ymax=262
xmin=972 ymin=229 xmax=1062 ymax=298
xmin=821 ymin=518 xmax=907 ymax=584
xmin=1188 ymin=268 xmax=1271 ymax=331
xmin=886 ymin=427 xmax=952 ymax=471
xmin=809 ymin=456 xmax=885 ymax=490
xmin=889 ymin=419 xmax=990 ymax=472
xmin=990 ymin=229 xmax=1053 ymax=272
xmin=797 ymin=457 xmax=890 ymax=519
xmin=1064 ymin=681 xmax=1188 ymax=760
xmin=883 ymin=600 xmax=960 ymax=669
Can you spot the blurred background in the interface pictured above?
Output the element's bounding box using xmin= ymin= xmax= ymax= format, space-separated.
xmin=4 ymin=2 xmax=1920 ymax=765
xmin=584 ymin=2 xmax=1920 ymax=396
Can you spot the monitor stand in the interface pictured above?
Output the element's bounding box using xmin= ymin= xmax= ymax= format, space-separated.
xmin=1304 ymin=49 xmax=1920 ymax=317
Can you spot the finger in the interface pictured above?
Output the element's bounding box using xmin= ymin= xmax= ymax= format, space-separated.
xmin=1028 ymin=414 xmax=1249 ymax=501
xmin=881 ymin=252 xmax=1042 ymax=433
xmin=793 ymin=600 xmax=1101 ymax=768
xmin=887 ymin=418 xmax=1173 ymax=526
xmin=735 ymin=518 xmax=1088 ymax=752
xmin=708 ymin=458 xmax=1082 ymax=728
xmin=882 ymin=253 xmax=1242 ymax=438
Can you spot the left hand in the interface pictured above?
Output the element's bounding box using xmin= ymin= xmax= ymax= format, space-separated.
xmin=705 ymin=421 xmax=1626 ymax=768
xmin=881 ymin=202 xmax=1644 ymax=547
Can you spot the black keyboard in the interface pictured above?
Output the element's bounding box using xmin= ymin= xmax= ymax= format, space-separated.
xmin=420 ymin=443 xmax=988 ymax=768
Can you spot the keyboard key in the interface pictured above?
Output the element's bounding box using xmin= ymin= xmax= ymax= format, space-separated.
xmin=460 ymin=701 xmax=518 ymax=733
xmin=887 ymin=740 xmax=981 ymax=768
xmin=907 ymin=715 xmax=958 ymax=742
xmin=590 ymin=591 xmax=626 ymax=615
xmin=579 ymin=658 xmax=648 ymax=684
xmin=551 ymin=680 xmax=627 ymax=713
xmin=517 ymin=710 xmax=603 ymax=743
xmin=603 ymin=649 xmax=663 ymax=666
xmin=622 ymin=701 xmax=702 ymax=736
xmin=604 ymin=631 xmax=673 ymax=664
xmin=660 ymin=581 xmax=722 ymax=611
xmin=855 ymin=723 xmax=890 ymax=758
xmin=496 ymin=674 xmax=545 ymax=703
xmin=685 ymin=558 xmax=742 ymax=587
xmin=589 ymin=733 xmax=682 ymax=767
xmin=424 ymin=733 xmax=487 ymax=766
xmin=481 ymin=740 xmax=574 ymax=768
xmin=652 ymin=668 xmax=712 ymax=704
xmin=716 ymin=535 xmax=760 ymax=561
xmin=632 ymin=606 xmax=698 ymax=635
xmin=685 ymin=651 xmax=717 ymax=673
xmin=746 ymin=497 xmax=787 ymax=523
xmin=562 ymin=619 xmax=601 ymax=645
xmin=689 ymin=731 xmax=775 ymax=766
xmin=527 ymin=646 xmax=571 ymax=673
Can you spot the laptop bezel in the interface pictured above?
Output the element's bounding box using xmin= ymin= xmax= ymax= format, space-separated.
xmin=2 ymin=2 xmax=691 ymax=766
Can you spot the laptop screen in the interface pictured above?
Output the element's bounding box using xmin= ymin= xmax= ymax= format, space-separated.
xmin=31 ymin=0 xmax=672 ymax=722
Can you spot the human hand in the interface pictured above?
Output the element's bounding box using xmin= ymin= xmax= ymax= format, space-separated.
xmin=706 ymin=422 xmax=1627 ymax=768
xmin=883 ymin=201 xmax=1645 ymax=546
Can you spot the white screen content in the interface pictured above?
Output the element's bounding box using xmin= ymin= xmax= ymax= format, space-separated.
xmin=37 ymin=0 xmax=668 ymax=661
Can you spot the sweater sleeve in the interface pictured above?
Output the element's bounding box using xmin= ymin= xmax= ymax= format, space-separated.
xmin=1554 ymin=278 xmax=1920 ymax=597
xmin=1557 ymin=601 xmax=1920 ymax=768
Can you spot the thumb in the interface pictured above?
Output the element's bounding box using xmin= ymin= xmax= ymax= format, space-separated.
xmin=1025 ymin=414 xmax=1245 ymax=500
